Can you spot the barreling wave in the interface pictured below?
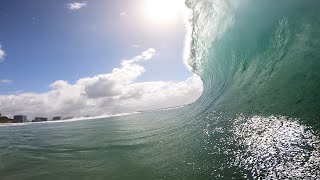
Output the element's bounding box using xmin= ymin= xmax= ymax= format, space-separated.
xmin=182 ymin=0 xmax=320 ymax=178
xmin=186 ymin=0 xmax=320 ymax=125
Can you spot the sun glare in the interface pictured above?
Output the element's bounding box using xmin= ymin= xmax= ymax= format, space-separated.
xmin=145 ymin=0 xmax=183 ymax=22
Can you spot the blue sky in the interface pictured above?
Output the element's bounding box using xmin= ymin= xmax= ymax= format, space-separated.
xmin=0 ymin=0 xmax=202 ymax=118
xmin=0 ymin=0 xmax=191 ymax=94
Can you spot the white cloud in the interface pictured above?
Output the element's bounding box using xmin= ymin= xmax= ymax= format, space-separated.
xmin=0 ymin=45 xmax=5 ymax=62
xmin=67 ymin=2 xmax=87 ymax=10
xmin=0 ymin=79 xmax=11 ymax=84
xmin=0 ymin=49 xmax=203 ymax=119
xmin=120 ymin=12 xmax=127 ymax=16
xmin=0 ymin=79 xmax=12 ymax=84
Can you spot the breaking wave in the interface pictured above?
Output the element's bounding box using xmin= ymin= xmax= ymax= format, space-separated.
xmin=184 ymin=0 xmax=320 ymax=178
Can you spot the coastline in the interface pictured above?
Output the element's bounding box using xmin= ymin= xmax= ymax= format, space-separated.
xmin=0 ymin=116 xmax=16 ymax=123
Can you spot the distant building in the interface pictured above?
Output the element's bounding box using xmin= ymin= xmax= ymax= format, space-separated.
xmin=52 ymin=116 xmax=61 ymax=120
xmin=13 ymin=115 xmax=27 ymax=123
xmin=32 ymin=117 xmax=48 ymax=122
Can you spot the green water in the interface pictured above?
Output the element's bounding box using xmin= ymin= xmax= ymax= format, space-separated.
xmin=0 ymin=109 xmax=231 ymax=179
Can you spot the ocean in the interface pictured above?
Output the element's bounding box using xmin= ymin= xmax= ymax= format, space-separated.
xmin=1 ymin=0 xmax=320 ymax=179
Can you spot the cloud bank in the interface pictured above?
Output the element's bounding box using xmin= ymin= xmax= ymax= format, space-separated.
xmin=67 ymin=2 xmax=87 ymax=10
xmin=0 ymin=49 xmax=203 ymax=119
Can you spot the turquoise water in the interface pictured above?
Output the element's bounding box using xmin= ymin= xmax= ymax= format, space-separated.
xmin=1 ymin=0 xmax=320 ymax=179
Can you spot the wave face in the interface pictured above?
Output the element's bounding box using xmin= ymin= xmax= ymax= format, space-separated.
xmin=187 ymin=0 xmax=320 ymax=123
xmin=1 ymin=0 xmax=320 ymax=179
xmin=184 ymin=0 xmax=320 ymax=178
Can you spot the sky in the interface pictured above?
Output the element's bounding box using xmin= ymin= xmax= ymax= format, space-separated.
xmin=0 ymin=0 xmax=203 ymax=119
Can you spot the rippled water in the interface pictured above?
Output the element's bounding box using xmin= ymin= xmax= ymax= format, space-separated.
xmin=1 ymin=109 xmax=319 ymax=179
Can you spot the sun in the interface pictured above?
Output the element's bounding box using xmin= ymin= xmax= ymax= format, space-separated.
xmin=145 ymin=0 xmax=184 ymax=22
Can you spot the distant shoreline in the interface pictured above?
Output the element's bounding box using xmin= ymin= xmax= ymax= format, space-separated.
xmin=0 ymin=104 xmax=191 ymax=124
xmin=0 ymin=116 xmax=17 ymax=123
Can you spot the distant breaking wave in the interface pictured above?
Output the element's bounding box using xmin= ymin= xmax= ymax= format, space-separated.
xmin=0 ymin=112 xmax=141 ymax=126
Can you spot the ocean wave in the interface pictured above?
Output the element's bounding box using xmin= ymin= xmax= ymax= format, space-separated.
xmin=183 ymin=0 xmax=320 ymax=178
xmin=186 ymin=0 xmax=320 ymax=126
